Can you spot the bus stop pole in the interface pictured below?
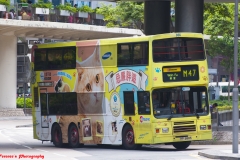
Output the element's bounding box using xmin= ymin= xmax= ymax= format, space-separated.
xmin=232 ymin=0 xmax=239 ymax=154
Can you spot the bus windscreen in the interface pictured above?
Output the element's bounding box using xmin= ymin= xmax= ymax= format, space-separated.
xmin=152 ymin=38 xmax=205 ymax=62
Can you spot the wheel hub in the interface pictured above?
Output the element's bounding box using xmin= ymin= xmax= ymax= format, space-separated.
xmin=55 ymin=130 xmax=59 ymax=143
xmin=71 ymin=128 xmax=78 ymax=143
xmin=126 ymin=130 xmax=134 ymax=144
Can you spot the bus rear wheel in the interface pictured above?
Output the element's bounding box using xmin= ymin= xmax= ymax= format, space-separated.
xmin=172 ymin=141 xmax=191 ymax=150
xmin=122 ymin=125 xmax=141 ymax=150
xmin=68 ymin=124 xmax=79 ymax=148
xmin=52 ymin=124 xmax=63 ymax=148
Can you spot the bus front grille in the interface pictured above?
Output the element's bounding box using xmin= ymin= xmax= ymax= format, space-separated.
xmin=174 ymin=121 xmax=194 ymax=125
xmin=173 ymin=125 xmax=196 ymax=133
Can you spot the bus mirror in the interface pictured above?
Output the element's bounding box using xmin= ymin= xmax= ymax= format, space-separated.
xmin=182 ymin=87 xmax=190 ymax=92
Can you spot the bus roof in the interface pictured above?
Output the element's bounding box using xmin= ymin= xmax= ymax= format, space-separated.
xmin=34 ymin=32 xmax=204 ymax=48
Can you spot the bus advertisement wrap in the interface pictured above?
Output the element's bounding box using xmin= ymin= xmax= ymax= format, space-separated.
xmin=31 ymin=33 xmax=212 ymax=150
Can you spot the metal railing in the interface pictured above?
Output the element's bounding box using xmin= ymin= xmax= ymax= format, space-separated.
xmin=211 ymin=108 xmax=240 ymax=129
xmin=0 ymin=4 xmax=106 ymax=26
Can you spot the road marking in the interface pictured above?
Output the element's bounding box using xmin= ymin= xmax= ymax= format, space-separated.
xmin=75 ymin=152 xmax=92 ymax=157
xmin=13 ymin=128 xmax=33 ymax=129
xmin=53 ymin=153 xmax=67 ymax=157
xmin=189 ymin=153 xmax=206 ymax=159
xmin=8 ymin=138 xmax=21 ymax=145
xmin=22 ymin=145 xmax=32 ymax=149
xmin=36 ymin=149 xmax=49 ymax=152
xmin=0 ymin=130 xmax=9 ymax=138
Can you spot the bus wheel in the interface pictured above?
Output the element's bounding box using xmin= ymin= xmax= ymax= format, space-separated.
xmin=172 ymin=141 xmax=191 ymax=150
xmin=122 ymin=125 xmax=141 ymax=150
xmin=68 ymin=124 xmax=79 ymax=148
xmin=52 ymin=124 xmax=63 ymax=148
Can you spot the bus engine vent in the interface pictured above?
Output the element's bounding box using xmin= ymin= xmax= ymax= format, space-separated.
xmin=174 ymin=121 xmax=194 ymax=125
xmin=173 ymin=125 xmax=196 ymax=133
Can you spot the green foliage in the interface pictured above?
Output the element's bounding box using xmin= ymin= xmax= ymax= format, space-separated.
xmin=207 ymin=35 xmax=236 ymax=71
xmin=32 ymin=0 xmax=52 ymax=9
xmin=96 ymin=3 xmax=119 ymax=27
xmin=204 ymin=3 xmax=234 ymax=36
xmin=96 ymin=2 xmax=144 ymax=29
xmin=16 ymin=98 xmax=32 ymax=108
xmin=209 ymin=99 xmax=240 ymax=111
xmin=207 ymin=35 xmax=240 ymax=101
xmin=77 ymin=5 xmax=93 ymax=13
xmin=116 ymin=2 xmax=144 ymax=29
xmin=0 ymin=0 xmax=10 ymax=6
xmin=56 ymin=3 xmax=77 ymax=13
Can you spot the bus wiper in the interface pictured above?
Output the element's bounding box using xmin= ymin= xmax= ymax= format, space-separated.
xmin=195 ymin=113 xmax=199 ymax=119
xmin=167 ymin=114 xmax=173 ymax=120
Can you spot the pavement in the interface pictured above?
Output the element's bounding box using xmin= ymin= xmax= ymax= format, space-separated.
xmin=0 ymin=116 xmax=240 ymax=160
xmin=0 ymin=116 xmax=32 ymax=121
xmin=198 ymin=149 xmax=240 ymax=160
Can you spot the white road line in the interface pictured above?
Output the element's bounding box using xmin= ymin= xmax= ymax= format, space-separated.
xmin=8 ymin=137 xmax=24 ymax=144
xmin=22 ymin=145 xmax=32 ymax=149
xmin=75 ymin=152 xmax=92 ymax=157
xmin=36 ymin=149 xmax=49 ymax=152
xmin=0 ymin=130 xmax=9 ymax=138
xmin=53 ymin=153 xmax=67 ymax=157
xmin=8 ymin=138 xmax=21 ymax=145
xmin=189 ymin=153 xmax=205 ymax=159
xmin=13 ymin=128 xmax=33 ymax=129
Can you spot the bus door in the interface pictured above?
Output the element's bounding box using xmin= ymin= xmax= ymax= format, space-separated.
xmin=33 ymin=87 xmax=41 ymax=140
xmin=135 ymin=91 xmax=152 ymax=144
xmin=40 ymin=89 xmax=51 ymax=140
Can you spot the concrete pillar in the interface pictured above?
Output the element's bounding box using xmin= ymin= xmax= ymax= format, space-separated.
xmin=175 ymin=0 xmax=204 ymax=33
xmin=144 ymin=1 xmax=170 ymax=35
xmin=0 ymin=35 xmax=17 ymax=109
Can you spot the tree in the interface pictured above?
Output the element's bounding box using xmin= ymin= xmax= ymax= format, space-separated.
xmin=204 ymin=3 xmax=235 ymax=36
xmin=96 ymin=2 xmax=144 ymax=30
xmin=207 ymin=36 xmax=233 ymax=101
xmin=204 ymin=3 xmax=240 ymax=101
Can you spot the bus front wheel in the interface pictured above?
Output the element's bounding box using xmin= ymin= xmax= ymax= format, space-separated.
xmin=172 ymin=141 xmax=191 ymax=150
xmin=122 ymin=125 xmax=141 ymax=150
xmin=68 ymin=124 xmax=79 ymax=148
xmin=52 ymin=124 xmax=63 ymax=148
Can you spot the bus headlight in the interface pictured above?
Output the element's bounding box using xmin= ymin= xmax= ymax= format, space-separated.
xmin=162 ymin=128 xmax=169 ymax=133
xmin=200 ymin=125 xmax=206 ymax=130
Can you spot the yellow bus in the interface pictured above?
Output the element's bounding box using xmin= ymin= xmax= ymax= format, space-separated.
xmin=31 ymin=32 xmax=212 ymax=150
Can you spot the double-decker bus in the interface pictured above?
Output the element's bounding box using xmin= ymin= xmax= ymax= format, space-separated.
xmin=31 ymin=32 xmax=211 ymax=150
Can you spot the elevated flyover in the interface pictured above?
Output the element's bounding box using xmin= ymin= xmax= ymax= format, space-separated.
xmin=0 ymin=19 xmax=143 ymax=109
xmin=0 ymin=19 xmax=144 ymax=40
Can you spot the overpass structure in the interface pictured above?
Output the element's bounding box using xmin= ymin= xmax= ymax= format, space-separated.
xmin=0 ymin=19 xmax=143 ymax=109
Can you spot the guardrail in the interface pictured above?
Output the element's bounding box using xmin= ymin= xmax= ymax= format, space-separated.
xmin=212 ymin=109 xmax=240 ymax=131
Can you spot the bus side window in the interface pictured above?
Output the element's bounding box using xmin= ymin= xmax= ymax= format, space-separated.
xmin=137 ymin=91 xmax=150 ymax=115
xmin=123 ymin=91 xmax=135 ymax=115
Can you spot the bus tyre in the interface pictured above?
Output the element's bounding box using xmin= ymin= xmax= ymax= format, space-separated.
xmin=52 ymin=124 xmax=63 ymax=148
xmin=122 ymin=125 xmax=141 ymax=150
xmin=68 ymin=124 xmax=79 ymax=148
xmin=172 ymin=141 xmax=191 ymax=150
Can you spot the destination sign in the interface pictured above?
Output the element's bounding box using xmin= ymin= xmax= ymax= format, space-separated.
xmin=162 ymin=65 xmax=199 ymax=82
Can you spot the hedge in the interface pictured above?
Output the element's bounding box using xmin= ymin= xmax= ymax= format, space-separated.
xmin=16 ymin=97 xmax=32 ymax=108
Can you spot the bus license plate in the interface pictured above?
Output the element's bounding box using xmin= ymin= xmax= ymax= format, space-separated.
xmin=180 ymin=137 xmax=192 ymax=140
